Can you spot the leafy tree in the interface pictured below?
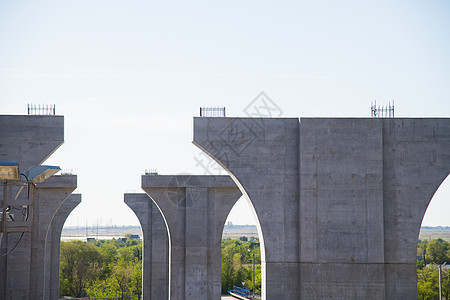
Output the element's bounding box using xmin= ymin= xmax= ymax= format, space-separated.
xmin=60 ymin=239 xmax=143 ymax=299
xmin=60 ymin=240 xmax=104 ymax=297
xmin=417 ymin=238 xmax=450 ymax=299
xmin=417 ymin=266 xmax=439 ymax=300
xmin=85 ymin=278 xmax=115 ymax=298
xmin=221 ymin=260 xmax=234 ymax=294
xmin=427 ymin=238 xmax=449 ymax=264
xmin=111 ymin=259 xmax=133 ymax=299
xmin=221 ymin=238 xmax=261 ymax=294
xmin=444 ymin=268 xmax=450 ymax=300
xmin=131 ymin=261 xmax=143 ymax=300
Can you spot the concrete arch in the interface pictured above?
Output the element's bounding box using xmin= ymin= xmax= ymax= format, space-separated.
xmin=194 ymin=156 xmax=268 ymax=295
xmin=141 ymin=175 xmax=242 ymax=299
xmin=194 ymin=117 xmax=450 ymax=299
xmin=44 ymin=193 xmax=81 ymax=300
xmin=219 ymin=177 xmax=267 ymax=276
xmin=419 ymin=173 xmax=450 ymax=227
xmin=382 ymin=119 xmax=450 ymax=298
xmin=125 ymin=193 xmax=170 ymax=300
xmin=0 ymin=115 xmax=78 ymax=300
xmin=0 ymin=175 xmax=78 ymax=299
xmin=194 ymin=117 xmax=301 ymax=299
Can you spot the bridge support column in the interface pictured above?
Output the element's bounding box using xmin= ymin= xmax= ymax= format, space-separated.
xmin=44 ymin=193 xmax=81 ymax=300
xmin=194 ymin=117 xmax=301 ymax=299
xmin=125 ymin=193 xmax=169 ymax=300
xmin=142 ymin=175 xmax=241 ymax=300
xmin=194 ymin=117 xmax=450 ymax=299
xmin=0 ymin=175 xmax=77 ymax=300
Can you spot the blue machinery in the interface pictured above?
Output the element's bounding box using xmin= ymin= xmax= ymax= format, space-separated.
xmin=228 ymin=286 xmax=251 ymax=300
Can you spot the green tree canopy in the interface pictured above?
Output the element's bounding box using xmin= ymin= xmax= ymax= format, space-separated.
xmin=427 ymin=238 xmax=450 ymax=265
xmin=60 ymin=239 xmax=143 ymax=299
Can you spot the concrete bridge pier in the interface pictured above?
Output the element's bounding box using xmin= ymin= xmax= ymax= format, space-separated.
xmin=380 ymin=119 xmax=450 ymax=297
xmin=194 ymin=116 xmax=450 ymax=299
xmin=142 ymin=175 xmax=241 ymax=300
xmin=0 ymin=175 xmax=77 ymax=300
xmin=0 ymin=114 xmax=65 ymax=250
xmin=194 ymin=117 xmax=301 ymax=300
xmin=0 ymin=114 xmax=77 ymax=299
xmin=125 ymin=193 xmax=169 ymax=300
xmin=44 ymin=193 xmax=81 ymax=300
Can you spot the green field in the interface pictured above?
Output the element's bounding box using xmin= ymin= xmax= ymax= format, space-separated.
xmin=418 ymin=227 xmax=450 ymax=242
xmin=62 ymin=225 xmax=449 ymax=242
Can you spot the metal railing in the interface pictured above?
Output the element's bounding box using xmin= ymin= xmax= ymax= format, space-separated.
xmin=371 ymin=101 xmax=394 ymax=118
xmin=200 ymin=107 xmax=226 ymax=117
xmin=61 ymin=169 xmax=74 ymax=175
xmin=145 ymin=169 xmax=158 ymax=175
xmin=27 ymin=104 xmax=56 ymax=115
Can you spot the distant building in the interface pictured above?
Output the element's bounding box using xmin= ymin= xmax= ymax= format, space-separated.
xmin=129 ymin=234 xmax=140 ymax=239
xmin=117 ymin=237 xmax=128 ymax=243
xmin=86 ymin=238 xmax=96 ymax=242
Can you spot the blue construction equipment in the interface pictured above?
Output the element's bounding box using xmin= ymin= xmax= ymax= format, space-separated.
xmin=228 ymin=286 xmax=251 ymax=300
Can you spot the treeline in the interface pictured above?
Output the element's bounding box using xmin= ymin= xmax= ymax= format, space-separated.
xmin=417 ymin=238 xmax=450 ymax=300
xmin=222 ymin=237 xmax=261 ymax=294
xmin=60 ymin=236 xmax=261 ymax=298
xmin=60 ymin=238 xmax=142 ymax=299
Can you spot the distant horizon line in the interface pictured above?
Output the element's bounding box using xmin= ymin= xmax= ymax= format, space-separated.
xmin=62 ymin=224 xmax=450 ymax=229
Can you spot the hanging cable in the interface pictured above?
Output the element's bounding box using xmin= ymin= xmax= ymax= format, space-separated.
xmin=0 ymin=232 xmax=25 ymax=258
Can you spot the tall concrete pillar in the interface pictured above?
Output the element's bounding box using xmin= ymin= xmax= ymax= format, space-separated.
xmin=44 ymin=193 xmax=81 ymax=300
xmin=125 ymin=193 xmax=169 ymax=300
xmin=298 ymin=118 xmax=386 ymax=298
xmin=194 ymin=118 xmax=300 ymax=299
xmin=0 ymin=114 xmax=75 ymax=300
xmin=0 ymin=175 xmax=77 ymax=299
xmin=298 ymin=118 xmax=450 ymax=299
xmin=381 ymin=118 xmax=450 ymax=298
xmin=142 ymin=175 xmax=241 ymax=300
xmin=0 ymin=114 xmax=64 ymax=250
xmin=194 ymin=116 xmax=450 ymax=299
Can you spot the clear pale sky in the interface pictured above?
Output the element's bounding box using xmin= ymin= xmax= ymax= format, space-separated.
xmin=0 ymin=1 xmax=449 ymax=227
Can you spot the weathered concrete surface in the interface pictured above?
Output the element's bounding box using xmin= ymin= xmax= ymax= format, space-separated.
xmin=0 ymin=115 xmax=64 ymax=171
xmin=194 ymin=118 xmax=300 ymax=299
xmin=0 ymin=114 xmax=77 ymax=300
xmin=125 ymin=193 xmax=169 ymax=300
xmin=0 ymin=175 xmax=77 ymax=300
xmin=299 ymin=118 xmax=385 ymax=299
xmin=44 ymin=193 xmax=81 ymax=300
xmin=381 ymin=118 xmax=450 ymax=298
xmin=0 ymin=114 xmax=65 ymax=245
xmin=193 ymin=117 xmax=450 ymax=299
xmin=142 ymin=175 xmax=242 ymax=300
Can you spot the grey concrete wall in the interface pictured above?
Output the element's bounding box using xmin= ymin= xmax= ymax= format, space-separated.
xmin=299 ymin=118 xmax=385 ymax=299
xmin=194 ymin=118 xmax=301 ymax=299
xmin=193 ymin=117 xmax=450 ymax=300
xmin=382 ymin=118 xmax=450 ymax=298
xmin=0 ymin=114 xmax=76 ymax=300
xmin=44 ymin=193 xmax=81 ymax=300
xmin=0 ymin=175 xmax=77 ymax=300
xmin=299 ymin=118 xmax=450 ymax=299
xmin=125 ymin=193 xmax=169 ymax=300
xmin=0 ymin=115 xmax=64 ymax=171
xmin=142 ymin=175 xmax=242 ymax=300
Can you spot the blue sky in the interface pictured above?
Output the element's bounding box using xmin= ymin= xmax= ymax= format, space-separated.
xmin=0 ymin=0 xmax=449 ymax=227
